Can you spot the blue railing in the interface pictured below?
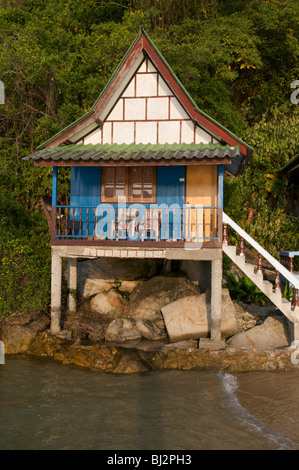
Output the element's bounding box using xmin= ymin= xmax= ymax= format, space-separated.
xmin=53 ymin=204 xmax=221 ymax=243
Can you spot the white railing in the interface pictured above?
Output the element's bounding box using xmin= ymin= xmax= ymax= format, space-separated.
xmin=223 ymin=212 xmax=299 ymax=290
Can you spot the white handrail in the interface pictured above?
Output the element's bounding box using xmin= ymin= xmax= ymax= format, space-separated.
xmin=223 ymin=212 xmax=299 ymax=290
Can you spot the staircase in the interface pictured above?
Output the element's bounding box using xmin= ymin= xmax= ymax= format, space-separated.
xmin=222 ymin=213 xmax=299 ymax=334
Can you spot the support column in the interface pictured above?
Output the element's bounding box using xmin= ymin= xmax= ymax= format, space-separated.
xmin=211 ymin=256 xmax=222 ymax=342
xmin=67 ymin=258 xmax=78 ymax=313
xmin=293 ymin=322 xmax=299 ymax=343
xmin=51 ymin=249 xmax=62 ymax=334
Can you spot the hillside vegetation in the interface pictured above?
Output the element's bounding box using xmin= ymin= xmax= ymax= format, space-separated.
xmin=0 ymin=0 xmax=298 ymax=317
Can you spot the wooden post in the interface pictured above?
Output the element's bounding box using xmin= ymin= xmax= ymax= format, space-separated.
xmin=294 ymin=289 xmax=299 ymax=309
xmin=290 ymin=257 xmax=294 ymax=273
xmin=239 ymin=237 xmax=245 ymax=256
xmin=257 ymin=253 xmax=263 ymax=274
xmin=275 ymin=269 xmax=281 ymax=292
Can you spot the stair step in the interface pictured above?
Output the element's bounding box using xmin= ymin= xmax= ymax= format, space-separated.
xmin=235 ymin=254 xmax=246 ymax=267
xmin=242 ymin=263 xmax=255 ymax=277
xmin=223 ymin=245 xmax=237 ymax=259
xmin=261 ymin=280 xmax=274 ymax=296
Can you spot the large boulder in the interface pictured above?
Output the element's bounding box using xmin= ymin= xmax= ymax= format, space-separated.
xmin=125 ymin=274 xmax=200 ymax=329
xmin=227 ymin=314 xmax=292 ymax=349
xmin=161 ymin=289 xmax=238 ymax=342
xmin=90 ymin=290 xmax=125 ymax=317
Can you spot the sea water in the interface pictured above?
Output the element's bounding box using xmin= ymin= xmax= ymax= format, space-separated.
xmin=0 ymin=355 xmax=298 ymax=450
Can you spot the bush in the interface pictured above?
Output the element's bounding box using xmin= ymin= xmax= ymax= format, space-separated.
xmin=0 ymin=201 xmax=51 ymax=320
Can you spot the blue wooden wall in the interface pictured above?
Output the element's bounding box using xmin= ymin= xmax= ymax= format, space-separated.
xmin=70 ymin=167 xmax=101 ymax=235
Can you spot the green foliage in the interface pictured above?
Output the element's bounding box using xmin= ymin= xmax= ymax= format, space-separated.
xmin=282 ymin=281 xmax=294 ymax=302
xmin=0 ymin=193 xmax=51 ymax=318
xmin=225 ymin=273 xmax=268 ymax=306
xmin=224 ymin=105 xmax=299 ymax=258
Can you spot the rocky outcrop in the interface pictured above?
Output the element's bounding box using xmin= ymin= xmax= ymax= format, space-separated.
xmin=26 ymin=331 xmax=297 ymax=373
xmin=0 ymin=312 xmax=50 ymax=354
xmin=161 ymin=289 xmax=238 ymax=342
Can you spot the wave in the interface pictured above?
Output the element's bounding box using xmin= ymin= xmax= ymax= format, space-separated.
xmin=218 ymin=371 xmax=299 ymax=450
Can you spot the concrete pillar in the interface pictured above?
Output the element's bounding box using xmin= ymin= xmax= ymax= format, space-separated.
xmin=293 ymin=322 xmax=299 ymax=343
xmin=211 ymin=256 xmax=222 ymax=342
xmin=67 ymin=258 xmax=78 ymax=313
xmin=51 ymin=250 xmax=62 ymax=334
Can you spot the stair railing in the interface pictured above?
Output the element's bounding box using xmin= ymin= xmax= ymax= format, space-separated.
xmin=223 ymin=212 xmax=299 ymax=308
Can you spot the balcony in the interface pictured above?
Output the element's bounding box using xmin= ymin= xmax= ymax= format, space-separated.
xmin=49 ymin=204 xmax=223 ymax=249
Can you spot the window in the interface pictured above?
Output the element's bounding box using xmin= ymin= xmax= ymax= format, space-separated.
xmin=102 ymin=167 xmax=156 ymax=203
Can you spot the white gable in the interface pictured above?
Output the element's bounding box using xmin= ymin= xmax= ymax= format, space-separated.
xmin=80 ymin=58 xmax=214 ymax=146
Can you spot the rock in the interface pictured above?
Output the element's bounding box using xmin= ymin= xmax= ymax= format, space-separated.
xmin=161 ymin=340 xmax=198 ymax=351
xmin=78 ymin=258 xmax=163 ymax=298
xmin=112 ymin=349 xmax=150 ymax=374
xmin=81 ymin=278 xmax=115 ymax=298
xmin=0 ymin=313 xmax=50 ymax=354
xmin=227 ymin=315 xmax=292 ymax=350
xmin=221 ymin=289 xmax=240 ymax=336
xmin=105 ymin=318 xmax=142 ymax=343
xmin=161 ymin=290 xmax=238 ymax=342
xmin=135 ymin=319 xmax=166 ymax=341
xmin=126 ymin=274 xmax=200 ymax=329
xmin=118 ymin=280 xmax=141 ymax=293
xmin=90 ymin=290 xmax=125 ymax=317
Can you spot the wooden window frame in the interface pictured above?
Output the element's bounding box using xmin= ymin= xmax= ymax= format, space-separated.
xmin=101 ymin=167 xmax=156 ymax=204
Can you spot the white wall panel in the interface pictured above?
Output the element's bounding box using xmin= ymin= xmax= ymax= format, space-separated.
xmin=147 ymin=60 xmax=157 ymax=73
xmin=125 ymin=98 xmax=146 ymax=120
xmin=136 ymin=73 xmax=157 ymax=97
xmin=181 ymin=120 xmax=195 ymax=143
xmin=107 ymin=99 xmax=124 ymax=121
xmin=158 ymin=75 xmax=173 ymax=96
xmin=135 ymin=121 xmax=157 ymax=144
xmin=158 ymin=121 xmax=180 ymax=144
xmin=113 ymin=122 xmax=134 ymax=144
xmin=195 ymin=126 xmax=211 ymax=144
xmin=147 ymin=97 xmax=169 ymax=120
xmin=102 ymin=122 xmax=112 ymax=144
xmin=122 ymin=79 xmax=135 ymax=98
xmin=138 ymin=60 xmax=147 ymax=73
xmin=170 ymin=97 xmax=189 ymax=120
xmin=84 ymin=128 xmax=102 ymax=145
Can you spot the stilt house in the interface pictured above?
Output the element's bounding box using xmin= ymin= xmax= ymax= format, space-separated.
xmin=24 ymin=28 xmax=299 ymax=344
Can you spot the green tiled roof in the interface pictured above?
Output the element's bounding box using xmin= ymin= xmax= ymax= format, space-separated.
xmin=24 ymin=142 xmax=240 ymax=163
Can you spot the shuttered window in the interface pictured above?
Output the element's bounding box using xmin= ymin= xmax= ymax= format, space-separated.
xmin=102 ymin=167 xmax=156 ymax=203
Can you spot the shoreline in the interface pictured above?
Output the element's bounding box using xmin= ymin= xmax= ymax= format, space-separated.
xmin=234 ymin=368 xmax=299 ymax=446
xmin=19 ymin=330 xmax=299 ymax=374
